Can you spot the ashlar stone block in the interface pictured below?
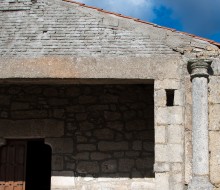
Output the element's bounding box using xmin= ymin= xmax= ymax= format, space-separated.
xmin=155 ymin=79 xmax=180 ymax=90
xmin=209 ymin=104 xmax=220 ymax=130
xmin=45 ymin=138 xmax=73 ymax=153
xmin=167 ymin=125 xmax=184 ymax=144
xmin=52 ymin=155 xmax=63 ymax=171
xmin=77 ymin=161 xmax=99 ymax=174
xmin=155 ymin=173 xmax=170 ymax=190
xmin=131 ymin=181 xmax=155 ymax=190
xmin=119 ymin=159 xmax=134 ymax=172
xmin=51 ymin=176 xmax=75 ymax=189
xmin=209 ymin=76 xmax=220 ymax=104
xmin=185 ymin=131 xmax=192 ymax=184
xmin=210 ymin=131 xmax=220 ymax=184
xmin=155 ymin=144 xmax=183 ymax=162
xmin=174 ymin=90 xmax=184 ymax=106
xmin=155 ymin=107 xmax=183 ymax=125
xmin=98 ymin=141 xmax=128 ymax=151
xmin=155 ymin=126 xmax=166 ymax=144
xmin=102 ymin=160 xmax=117 ymax=173
xmin=154 ymin=162 xmax=170 ymax=172
xmin=154 ymin=89 xmax=166 ymax=107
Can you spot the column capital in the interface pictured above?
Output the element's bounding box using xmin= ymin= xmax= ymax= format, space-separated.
xmin=188 ymin=59 xmax=212 ymax=81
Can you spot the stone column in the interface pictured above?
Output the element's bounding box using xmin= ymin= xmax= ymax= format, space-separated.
xmin=188 ymin=59 xmax=213 ymax=190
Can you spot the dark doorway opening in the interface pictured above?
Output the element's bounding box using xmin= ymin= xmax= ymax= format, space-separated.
xmin=25 ymin=140 xmax=51 ymax=190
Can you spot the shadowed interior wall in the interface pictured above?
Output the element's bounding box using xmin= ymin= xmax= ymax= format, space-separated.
xmin=0 ymin=84 xmax=154 ymax=179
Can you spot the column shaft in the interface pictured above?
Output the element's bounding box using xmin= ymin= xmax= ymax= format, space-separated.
xmin=192 ymin=77 xmax=209 ymax=175
xmin=188 ymin=59 xmax=213 ymax=190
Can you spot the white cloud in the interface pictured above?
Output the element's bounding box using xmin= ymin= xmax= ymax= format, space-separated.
xmin=78 ymin=0 xmax=155 ymax=20
xmin=77 ymin=0 xmax=220 ymax=38
xmin=156 ymin=0 xmax=220 ymax=36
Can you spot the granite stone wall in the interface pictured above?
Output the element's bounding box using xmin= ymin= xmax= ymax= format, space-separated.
xmin=0 ymin=0 xmax=175 ymax=57
xmin=0 ymin=84 xmax=154 ymax=180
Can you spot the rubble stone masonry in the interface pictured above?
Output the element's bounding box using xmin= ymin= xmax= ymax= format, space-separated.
xmin=0 ymin=84 xmax=155 ymax=189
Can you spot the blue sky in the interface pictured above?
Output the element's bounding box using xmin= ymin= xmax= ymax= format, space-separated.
xmin=77 ymin=0 xmax=220 ymax=43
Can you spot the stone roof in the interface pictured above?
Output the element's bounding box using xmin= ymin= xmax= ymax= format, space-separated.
xmin=63 ymin=0 xmax=220 ymax=48
xmin=0 ymin=0 xmax=219 ymax=59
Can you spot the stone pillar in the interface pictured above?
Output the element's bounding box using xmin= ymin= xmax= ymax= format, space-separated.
xmin=188 ymin=59 xmax=213 ymax=190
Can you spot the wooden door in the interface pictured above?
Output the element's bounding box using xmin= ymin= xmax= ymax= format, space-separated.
xmin=0 ymin=141 xmax=27 ymax=190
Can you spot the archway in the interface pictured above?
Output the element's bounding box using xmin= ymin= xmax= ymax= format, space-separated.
xmin=0 ymin=139 xmax=52 ymax=190
xmin=25 ymin=140 xmax=52 ymax=190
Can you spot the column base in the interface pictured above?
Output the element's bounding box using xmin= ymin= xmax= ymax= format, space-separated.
xmin=188 ymin=176 xmax=213 ymax=190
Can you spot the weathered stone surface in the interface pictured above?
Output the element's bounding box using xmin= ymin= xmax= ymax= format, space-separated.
xmin=155 ymin=144 xmax=183 ymax=162
xmin=167 ymin=125 xmax=184 ymax=144
xmin=104 ymin=111 xmax=121 ymax=121
xmin=209 ymin=104 xmax=220 ymax=130
xmin=169 ymin=172 xmax=184 ymax=190
xmin=143 ymin=142 xmax=154 ymax=152
xmin=136 ymin=158 xmax=154 ymax=171
xmin=210 ymin=131 xmax=220 ymax=184
xmin=79 ymin=121 xmax=95 ymax=131
xmin=79 ymin=96 xmax=97 ymax=104
xmin=119 ymin=159 xmax=134 ymax=172
xmin=0 ymin=138 xmax=6 ymax=147
xmin=77 ymin=144 xmax=96 ymax=151
xmin=51 ymin=176 xmax=75 ymax=189
xmin=154 ymin=163 xmax=170 ymax=172
xmin=155 ymin=173 xmax=170 ymax=190
xmin=0 ymin=56 xmax=182 ymax=79
xmin=93 ymin=128 xmax=115 ymax=140
xmin=52 ymin=155 xmax=64 ymax=170
xmin=77 ymin=161 xmax=99 ymax=174
xmin=155 ymin=126 xmax=166 ymax=144
xmin=11 ymin=110 xmax=48 ymax=119
xmin=154 ymin=89 xmax=166 ymax=107
xmin=11 ymin=102 xmax=29 ymax=110
xmin=66 ymin=162 xmax=76 ymax=170
xmin=185 ymin=104 xmax=192 ymax=130
xmin=65 ymin=87 xmax=81 ymax=97
xmin=90 ymin=152 xmax=111 ymax=160
xmin=49 ymin=98 xmax=68 ymax=106
xmin=155 ymin=79 xmax=180 ymax=90
xmin=125 ymin=120 xmax=147 ymax=131
xmin=185 ymin=131 xmax=192 ymax=184
xmin=98 ymin=141 xmax=129 ymax=151
xmin=131 ymin=181 xmax=155 ymax=190
xmin=0 ymin=119 xmax=64 ymax=138
xmin=45 ymin=138 xmax=73 ymax=153
xmin=102 ymin=160 xmax=117 ymax=173
xmin=132 ymin=141 xmax=142 ymax=151
xmin=209 ymin=76 xmax=220 ymax=104
xmin=155 ymin=107 xmax=183 ymax=125
xmin=106 ymin=121 xmax=124 ymax=131
xmin=66 ymin=105 xmax=85 ymax=113
xmin=0 ymin=84 xmax=155 ymax=188
xmin=74 ymin=152 xmax=90 ymax=160
xmin=174 ymin=90 xmax=184 ymax=106
xmin=0 ymin=95 xmax=10 ymax=105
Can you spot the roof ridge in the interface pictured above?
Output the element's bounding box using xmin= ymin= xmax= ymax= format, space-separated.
xmin=63 ymin=0 xmax=220 ymax=48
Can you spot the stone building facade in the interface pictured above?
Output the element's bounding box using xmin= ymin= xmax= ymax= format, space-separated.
xmin=0 ymin=0 xmax=220 ymax=190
